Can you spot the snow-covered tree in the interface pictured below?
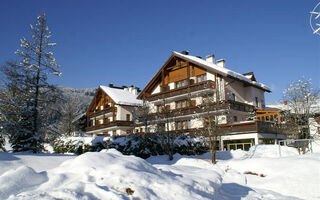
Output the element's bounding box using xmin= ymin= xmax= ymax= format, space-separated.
xmin=0 ymin=61 xmax=41 ymax=152
xmin=56 ymin=95 xmax=84 ymax=136
xmin=0 ymin=12 xmax=61 ymax=152
xmin=283 ymin=78 xmax=320 ymax=138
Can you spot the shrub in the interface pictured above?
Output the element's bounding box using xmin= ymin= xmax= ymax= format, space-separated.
xmin=52 ymin=133 xmax=209 ymax=158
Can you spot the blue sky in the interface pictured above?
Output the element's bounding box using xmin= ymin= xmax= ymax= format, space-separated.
xmin=0 ymin=0 xmax=319 ymax=102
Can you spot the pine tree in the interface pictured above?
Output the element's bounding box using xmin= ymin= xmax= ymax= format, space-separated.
xmin=0 ymin=12 xmax=61 ymax=152
xmin=0 ymin=61 xmax=39 ymax=152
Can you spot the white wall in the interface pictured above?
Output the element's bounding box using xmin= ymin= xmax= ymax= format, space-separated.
xmin=225 ymin=78 xmax=265 ymax=108
xmin=207 ymin=72 xmax=215 ymax=81
xmin=168 ymin=82 xmax=175 ymax=90
xmin=116 ymin=105 xmax=133 ymax=121
xmin=191 ymin=118 xmax=203 ymax=128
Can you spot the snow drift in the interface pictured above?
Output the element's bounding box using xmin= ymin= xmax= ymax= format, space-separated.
xmin=0 ymin=166 xmax=47 ymax=199
xmin=9 ymin=149 xmax=221 ymax=200
xmin=1 ymin=145 xmax=319 ymax=200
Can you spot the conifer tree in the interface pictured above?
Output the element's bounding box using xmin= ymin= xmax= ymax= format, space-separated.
xmin=0 ymin=12 xmax=61 ymax=152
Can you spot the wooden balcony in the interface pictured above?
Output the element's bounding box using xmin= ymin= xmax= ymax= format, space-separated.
xmin=85 ymin=120 xmax=133 ymax=132
xmin=164 ymin=121 xmax=291 ymax=136
xmin=217 ymin=121 xmax=291 ymax=135
xmin=146 ymin=80 xmax=216 ymax=101
xmin=227 ymin=100 xmax=255 ymax=112
xmin=145 ymin=100 xmax=254 ymax=120
xmin=87 ymin=106 xmax=116 ymax=118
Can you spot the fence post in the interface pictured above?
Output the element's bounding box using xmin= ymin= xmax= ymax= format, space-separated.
xmin=278 ymin=141 xmax=282 ymax=157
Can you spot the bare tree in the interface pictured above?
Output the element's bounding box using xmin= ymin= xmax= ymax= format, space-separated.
xmin=133 ymin=98 xmax=151 ymax=135
xmin=157 ymin=98 xmax=176 ymax=160
xmin=283 ymin=78 xmax=320 ymax=138
xmin=56 ymin=96 xmax=84 ymax=136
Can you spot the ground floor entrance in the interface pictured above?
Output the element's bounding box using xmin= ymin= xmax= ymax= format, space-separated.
xmin=223 ymin=139 xmax=255 ymax=151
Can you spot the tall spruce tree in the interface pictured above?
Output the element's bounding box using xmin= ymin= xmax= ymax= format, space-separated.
xmin=0 ymin=12 xmax=61 ymax=152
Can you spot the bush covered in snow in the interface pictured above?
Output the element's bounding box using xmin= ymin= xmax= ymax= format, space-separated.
xmin=52 ymin=134 xmax=209 ymax=158
xmin=52 ymin=138 xmax=91 ymax=155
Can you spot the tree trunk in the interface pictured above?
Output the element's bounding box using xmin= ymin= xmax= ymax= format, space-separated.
xmin=33 ymin=21 xmax=45 ymax=137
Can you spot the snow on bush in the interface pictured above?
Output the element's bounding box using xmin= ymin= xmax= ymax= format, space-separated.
xmin=52 ymin=134 xmax=208 ymax=158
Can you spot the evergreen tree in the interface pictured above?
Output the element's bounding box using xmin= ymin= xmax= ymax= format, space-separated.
xmin=0 ymin=61 xmax=38 ymax=152
xmin=0 ymin=12 xmax=61 ymax=152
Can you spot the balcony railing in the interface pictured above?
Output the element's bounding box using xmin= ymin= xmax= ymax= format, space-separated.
xmin=86 ymin=120 xmax=133 ymax=132
xmin=217 ymin=121 xmax=291 ymax=135
xmin=146 ymin=80 xmax=216 ymax=101
xmin=87 ymin=106 xmax=116 ymax=118
xmin=144 ymin=100 xmax=254 ymax=119
xmin=227 ymin=100 xmax=255 ymax=112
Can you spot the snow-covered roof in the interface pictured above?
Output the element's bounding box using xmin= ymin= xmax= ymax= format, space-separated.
xmin=244 ymin=74 xmax=253 ymax=80
xmin=173 ymin=51 xmax=271 ymax=92
xmin=99 ymin=86 xmax=142 ymax=106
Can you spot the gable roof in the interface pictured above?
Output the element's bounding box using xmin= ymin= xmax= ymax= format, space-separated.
xmin=173 ymin=51 xmax=271 ymax=92
xmin=138 ymin=51 xmax=271 ymax=99
xmin=99 ymin=86 xmax=142 ymax=106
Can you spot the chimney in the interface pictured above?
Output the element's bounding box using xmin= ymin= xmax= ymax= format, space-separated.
xmin=109 ymin=83 xmax=114 ymax=88
xmin=127 ymin=85 xmax=138 ymax=95
xmin=206 ymin=54 xmax=215 ymax=63
xmin=181 ymin=50 xmax=189 ymax=55
xmin=216 ymin=59 xmax=225 ymax=68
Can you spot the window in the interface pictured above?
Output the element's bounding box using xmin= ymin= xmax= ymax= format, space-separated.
xmin=176 ymin=102 xmax=180 ymax=109
xmin=187 ymin=120 xmax=191 ymax=129
xmin=203 ymin=74 xmax=207 ymax=81
xmin=182 ymin=121 xmax=186 ymax=129
xmin=197 ymin=76 xmax=201 ymax=83
xmin=105 ymin=118 xmax=110 ymax=123
xmin=176 ymin=120 xmax=191 ymax=130
xmin=176 ymin=99 xmax=188 ymax=109
xmin=233 ymin=116 xmax=238 ymax=122
xmin=175 ymin=80 xmax=187 ymax=89
xmin=196 ymin=74 xmax=207 ymax=83
xmin=89 ymin=120 xmax=94 ymax=127
xmin=182 ymin=101 xmax=186 ymax=108
xmin=126 ymin=114 xmax=130 ymax=121
xmin=175 ymin=82 xmax=179 ymax=89
xmin=232 ymin=93 xmax=236 ymax=101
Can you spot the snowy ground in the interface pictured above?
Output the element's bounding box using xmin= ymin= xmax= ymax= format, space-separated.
xmin=0 ymin=144 xmax=319 ymax=200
